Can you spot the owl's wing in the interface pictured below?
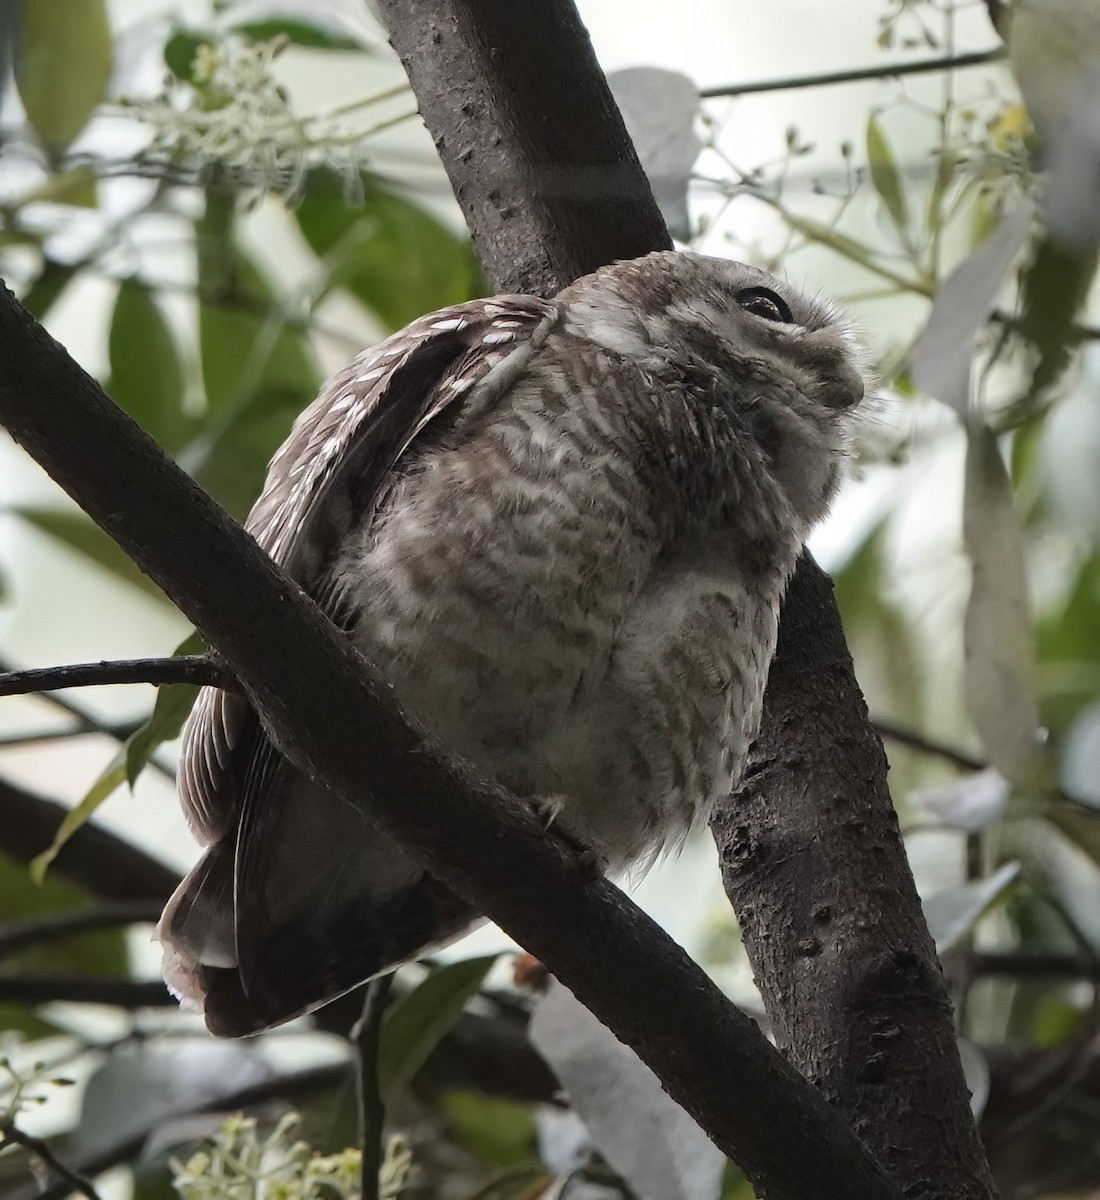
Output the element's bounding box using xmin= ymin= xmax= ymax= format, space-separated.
xmin=178 ymin=295 xmax=556 ymax=845
xmin=160 ymin=296 xmax=555 ymax=1033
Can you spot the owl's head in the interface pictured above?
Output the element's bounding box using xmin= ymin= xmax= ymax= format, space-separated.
xmin=558 ymin=251 xmax=867 ymax=529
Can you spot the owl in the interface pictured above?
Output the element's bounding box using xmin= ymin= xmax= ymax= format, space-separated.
xmin=157 ymin=251 xmax=864 ymax=1036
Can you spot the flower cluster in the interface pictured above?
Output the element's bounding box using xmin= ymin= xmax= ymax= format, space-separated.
xmin=170 ymin=1113 xmax=413 ymax=1200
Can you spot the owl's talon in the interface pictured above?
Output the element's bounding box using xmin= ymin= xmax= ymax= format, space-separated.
xmin=530 ymin=793 xmax=566 ymax=830
xmin=528 ymin=796 xmax=606 ymax=882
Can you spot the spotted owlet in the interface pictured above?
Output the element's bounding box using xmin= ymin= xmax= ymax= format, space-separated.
xmin=157 ymin=251 xmax=865 ymax=1035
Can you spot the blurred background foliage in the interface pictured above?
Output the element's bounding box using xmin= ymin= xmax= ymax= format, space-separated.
xmin=1 ymin=0 xmax=1100 ymax=1197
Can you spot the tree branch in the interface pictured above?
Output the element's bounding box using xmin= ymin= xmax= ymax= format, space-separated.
xmin=0 ymin=655 xmax=176 ymax=780
xmin=0 ymin=2 xmax=991 ymax=1195
xmin=378 ymin=2 xmax=992 ymax=1197
xmin=0 ymin=776 xmax=180 ymax=901
xmin=970 ymin=951 xmax=1100 ymax=981
xmin=376 ymin=0 xmax=672 ymax=299
xmin=0 ymin=901 xmax=164 ymax=961
xmin=715 ymin=558 xmax=995 ymax=1199
xmin=0 ymin=656 xmax=225 ymax=698
xmin=874 ymin=717 xmax=986 ymax=773
xmin=0 ymin=224 xmax=894 ymax=1200
xmin=0 ymin=1122 xmax=104 ymax=1200
xmin=699 ymin=49 xmax=1005 ymax=99
xmin=0 ymin=976 xmax=173 ymax=1007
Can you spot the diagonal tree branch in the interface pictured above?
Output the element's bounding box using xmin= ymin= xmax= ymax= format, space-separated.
xmin=0 ymin=261 xmax=893 ymax=1200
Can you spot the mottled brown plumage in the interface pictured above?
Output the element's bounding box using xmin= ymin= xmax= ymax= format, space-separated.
xmin=157 ymin=251 xmax=865 ymax=1035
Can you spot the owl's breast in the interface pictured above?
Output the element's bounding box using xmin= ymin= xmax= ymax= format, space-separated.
xmin=332 ymin=375 xmax=662 ymax=792
xmin=328 ymin=354 xmax=791 ymax=866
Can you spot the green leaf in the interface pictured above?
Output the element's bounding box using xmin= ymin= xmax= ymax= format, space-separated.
xmin=15 ymin=0 xmax=112 ymax=153
xmin=912 ymin=205 xmax=1033 ymax=413
xmin=192 ymin=194 xmax=322 ymax=517
xmin=18 ymin=164 xmax=99 ymax=208
xmin=926 ymin=146 xmax=956 ymax=233
xmin=1016 ymin=235 xmax=1099 ymax=398
xmin=31 ymin=757 xmax=128 ymax=883
xmin=530 ymin=982 xmax=725 ymax=1200
xmin=296 ymin=169 xmax=484 ymax=332
xmin=125 ymin=635 xmax=203 ymax=787
xmin=1037 ymin=553 xmax=1100 ymax=730
xmin=163 ymin=30 xmax=211 ymax=81
xmin=963 ymin=422 xmax=1052 ymax=787
xmin=31 ymin=634 xmax=202 ymax=881
xmin=109 ymin=279 xmax=194 ymax=453
xmin=230 ymin=19 xmax=362 ymax=51
xmin=377 ymin=956 xmax=497 ymax=1103
xmin=11 ymin=506 xmax=171 ymax=602
xmin=439 ymin=1093 xmax=539 ymax=1169
xmin=866 ymin=114 xmax=910 ymax=236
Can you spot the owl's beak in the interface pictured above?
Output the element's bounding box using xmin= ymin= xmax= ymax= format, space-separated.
xmin=817 ymin=359 xmax=865 ymax=410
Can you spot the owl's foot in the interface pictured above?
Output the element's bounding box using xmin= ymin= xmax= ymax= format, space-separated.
xmin=529 ymin=794 xmax=607 ymax=884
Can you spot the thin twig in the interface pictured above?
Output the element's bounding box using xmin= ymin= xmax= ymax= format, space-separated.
xmin=0 ymin=659 xmax=173 ymax=779
xmin=991 ymin=308 xmax=1100 ymax=344
xmin=0 ymin=656 xmax=227 ymax=698
xmin=699 ymin=49 xmax=1005 ymax=99
xmin=0 ymin=901 xmax=165 ymax=961
xmin=874 ymin=718 xmax=986 ymax=772
xmin=354 ymin=973 xmax=395 ymax=1200
xmin=0 ymin=720 xmax=144 ymax=749
xmin=970 ymin=952 xmax=1100 ymax=981
xmin=0 ymin=1121 xmax=104 ymax=1200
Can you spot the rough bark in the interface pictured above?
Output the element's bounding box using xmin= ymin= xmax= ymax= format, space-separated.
xmin=715 ymin=556 xmax=995 ymax=1198
xmin=0 ymin=282 xmax=896 ymax=1198
xmin=378 ymin=0 xmax=671 ymax=298
xmin=376 ymin=2 xmax=996 ymax=1197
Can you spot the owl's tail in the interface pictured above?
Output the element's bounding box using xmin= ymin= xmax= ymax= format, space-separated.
xmin=156 ymin=772 xmax=478 ymax=1037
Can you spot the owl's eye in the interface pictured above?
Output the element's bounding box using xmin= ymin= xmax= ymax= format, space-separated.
xmin=736 ymin=288 xmax=793 ymax=324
